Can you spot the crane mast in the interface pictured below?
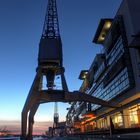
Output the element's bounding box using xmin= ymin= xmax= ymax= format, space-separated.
xmin=40 ymin=0 xmax=60 ymax=133
xmin=38 ymin=0 xmax=63 ymax=89
xmin=41 ymin=0 xmax=60 ymax=134
xmin=42 ymin=0 xmax=60 ymax=39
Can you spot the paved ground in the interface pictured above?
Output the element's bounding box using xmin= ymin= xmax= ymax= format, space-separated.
xmin=49 ymin=137 xmax=80 ymax=140
xmin=1 ymin=135 xmax=140 ymax=140
xmin=48 ymin=134 xmax=140 ymax=140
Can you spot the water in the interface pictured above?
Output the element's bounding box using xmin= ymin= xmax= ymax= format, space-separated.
xmin=0 ymin=137 xmax=46 ymax=140
xmin=0 ymin=137 xmax=19 ymax=140
xmin=0 ymin=137 xmax=72 ymax=140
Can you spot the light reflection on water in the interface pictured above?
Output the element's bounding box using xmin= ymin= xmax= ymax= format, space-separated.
xmin=0 ymin=137 xmax=46 ymax=140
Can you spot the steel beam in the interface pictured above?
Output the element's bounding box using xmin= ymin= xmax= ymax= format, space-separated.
xmin=21 ymin=97 xmax=39 ymax=140
xmin=66 ymin=91 xmax=118 ymax=108
xmin=21 ymin=109 xmax=28 ymax=140
xmin=21 ymin=69 xmax=119 ymax=140
xmin=39 ymin=90 xmax=118 ymax=108
xmin=27 ymin=104 xmax=39 ymax=140
xmin=21 ymin=70 xmax=42 ymax=140
xmin=61 ymin=69 xmax=68 ymax=92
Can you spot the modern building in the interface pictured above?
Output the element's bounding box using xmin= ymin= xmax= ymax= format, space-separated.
xmin=66 ymin=0 xmax=140 ymax=134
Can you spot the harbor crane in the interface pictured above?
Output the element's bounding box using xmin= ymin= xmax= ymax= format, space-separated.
xmin=21 ymin=0 xmax=118 ymax=139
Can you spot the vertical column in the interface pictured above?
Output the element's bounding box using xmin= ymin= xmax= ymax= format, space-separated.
xmin=61 ymin=68 xmax=68 ymax=92
xmin=109 ymin=116 xmax=114 ymax=137
xmin=104 ymin=116 xmax=108 ymax=129
xmin=28 ymin=104 xmax=40 ymax=140
xmin=120 ymin=110 xmax=125 ymax=128
xmin=28 ymin=118 xmax=34 ymax=140
xmin=123 ymin=109 xmax=131 ymax=128
xmin=21 ymin=110 xmax=28 ymax=140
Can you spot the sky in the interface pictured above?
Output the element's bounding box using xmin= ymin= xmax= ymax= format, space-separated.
xmin=0 ymin=0 xmax=122 ymax=134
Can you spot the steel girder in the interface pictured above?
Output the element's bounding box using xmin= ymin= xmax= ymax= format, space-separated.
xmin=21 ymin=69 xmax=118 ymax=140
xmin=21 ymin=70 xmax=42 ymax=140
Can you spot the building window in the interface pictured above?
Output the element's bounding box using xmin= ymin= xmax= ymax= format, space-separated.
xmin=106 ymin=36 xmax=124 ymax=66
xmin=129 ymin=104 xmax=140 ymax=128
xmin=92 ymin=67 xmax=130 ymax=110
xmin=111 ymin=113 xmax=123 ymax=128
xmin=94 ymin=62 xmax=106 ymax=82
xmin=90 ymin=16 xmax=134 ymax=111
xmin=98 ymin=118 xmax=108 ymax=129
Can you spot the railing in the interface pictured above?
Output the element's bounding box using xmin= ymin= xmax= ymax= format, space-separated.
xmin=67 ymin=127 xmax=140 ymax=140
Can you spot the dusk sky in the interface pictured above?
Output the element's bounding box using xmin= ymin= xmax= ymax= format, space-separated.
xmin=0 ymin=0 xmax=122 ymax=133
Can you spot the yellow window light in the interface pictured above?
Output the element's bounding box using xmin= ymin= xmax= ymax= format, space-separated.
xmin=93 ymin=19 xmax=113 ymax=44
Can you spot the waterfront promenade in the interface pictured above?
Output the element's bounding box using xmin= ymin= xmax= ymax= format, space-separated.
xmin=1 ymin=134 xmax=140 ymax=140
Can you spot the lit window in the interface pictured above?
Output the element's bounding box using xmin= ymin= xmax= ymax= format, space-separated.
xmin=98 ymin=118 xmax=107 ymax=129
xmin=129 ymin=105 xmax=140 ymax=126
xmin=111 ymin=113 xmax=123 ymax=128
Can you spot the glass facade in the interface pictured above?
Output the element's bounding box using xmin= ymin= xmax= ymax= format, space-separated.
xmin=106 ymin=36 xmax=124 ymax=66
xmin=91 ymin=35 xmax=132 ymax=111
xmin=94 ymin=62 xmax=105 ymax=82
xmin=66 ymin=14 xmax=140 ymax=133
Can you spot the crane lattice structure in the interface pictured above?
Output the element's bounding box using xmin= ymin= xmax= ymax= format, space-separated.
xmin=21 ymin=0 xmax=118 ymax=139
xmin=42 ymin=0 xmax=60 ymax=39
